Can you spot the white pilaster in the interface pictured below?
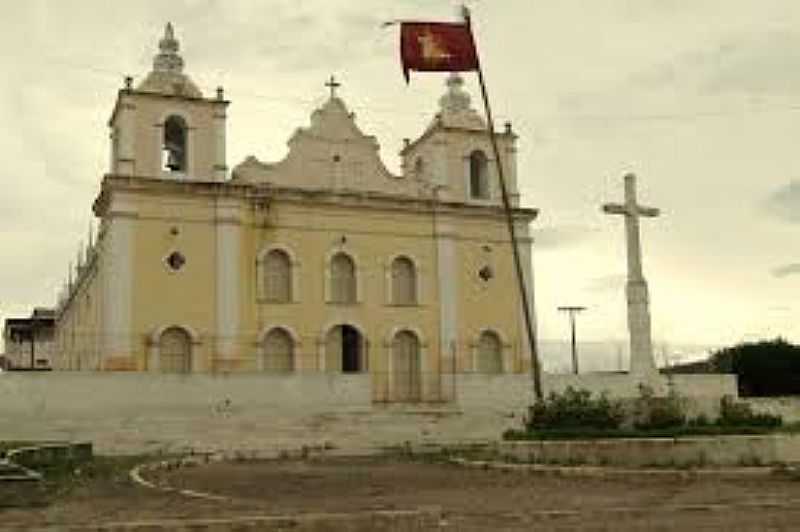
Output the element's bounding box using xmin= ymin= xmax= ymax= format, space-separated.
xmin=436 ymin=222 xmax=458 ymax=374
xmin=215 ymin=200 xmax=241 ymax=362
xmin=115 ymin=94 xmax=136 ymax=176
xmin=506 ymin=144 xmax=520 ymax=208
xmin=102 ymin=198 xmax=135 ymax=361
xmin=213 ymin=103 xmax=227 ymax=181
xmin=515 ymin=223 xmax=537 ymax=371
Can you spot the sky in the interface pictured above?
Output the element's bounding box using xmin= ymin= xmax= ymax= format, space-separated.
xmin=0 ymin=0 xmax=798 ymax=363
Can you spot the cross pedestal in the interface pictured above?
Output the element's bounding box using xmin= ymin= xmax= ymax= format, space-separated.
xmin=602 ymin=173 xmax=660 ymax=376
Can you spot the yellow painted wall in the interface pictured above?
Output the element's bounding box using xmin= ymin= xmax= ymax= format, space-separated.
xmin=57 ymin=183 xmax=532 ymax=379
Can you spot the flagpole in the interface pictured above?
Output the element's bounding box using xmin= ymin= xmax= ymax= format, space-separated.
xmin=463 ymin=8 xmax=543 ymax=401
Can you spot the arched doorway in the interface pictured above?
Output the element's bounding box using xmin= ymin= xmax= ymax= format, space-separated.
xmin=392 ymin=330 xmax=421 ymax=402
xmin=325 ymin=324 xmax=363 ymax=373
xmin=159 ymin=327 xmax=192 ymax=373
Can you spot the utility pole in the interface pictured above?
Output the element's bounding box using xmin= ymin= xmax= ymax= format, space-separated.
xmin=29 ymin=315 xmax=37 ymax=369
xmin=558 ymin=306 xmax=586 ymax=374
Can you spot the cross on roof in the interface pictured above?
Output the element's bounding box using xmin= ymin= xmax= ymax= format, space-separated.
xmin=325 ymin=75 xmax=341 ymax=98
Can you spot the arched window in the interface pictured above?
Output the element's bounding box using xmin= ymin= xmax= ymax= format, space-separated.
xmin=391 ymin=256 xmax=417 ymax=305
xmin=477 ymin=330 xmax=502 ymax=374
xmin=263 ymin=328 xmax=294 ymax=372
xmin=330 ymin=253 xmax=356 ymax=304
xmin=159 ymin=326 xmax=192 ymax=373
xmin=163 ymin=115 xmax=188 ymax=173
xmin=264 ymin=249 xmax=292 ymax=302
xmin=469 ymin=150 xmax=489 ymax=199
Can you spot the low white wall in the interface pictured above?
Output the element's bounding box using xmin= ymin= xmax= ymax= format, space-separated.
xmin=0 ymin=373 xmax=373 ymax=454
xmin=0 ymin=372 xmax=370 ymax=417
xmin=0 ymin=372 xmax=743 ymax=455
xmin=499 ymin=434 xmax=800 ymax=467
xmin=745 ymin=397 xmax=800 ymax=423
xmin=543 ymin=372 xmax=738 ymax=399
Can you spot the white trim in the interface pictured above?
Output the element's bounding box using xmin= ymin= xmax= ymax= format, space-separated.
xmin=256 ymin=244 xmax=300 ymax=302
xmin=515 ymin=222 xmax=536 ymax=373
xmin=436 ymin=225 xmax=458 ymax=373
xmin=213 ymin=103 xmax=227 ymax=181
xmin=115 ymin=94 xmax=136 ymax=176
xmin=385 ymin=326 xmax=429 ymax=402
xmin=257 ymin=325 xmax=300 ymax=372
xmin=102 ymin=202 xmax=134 ymax=362
xmin=215 ymin=201 xmax=241 ymax=361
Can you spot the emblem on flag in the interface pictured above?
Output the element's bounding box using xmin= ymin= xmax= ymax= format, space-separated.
xmin=400 ymin=22 xmax=478 ymax=82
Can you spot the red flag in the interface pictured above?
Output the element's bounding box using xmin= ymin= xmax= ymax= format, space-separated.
xmin=400 ymin=22 xmax=478 ymax=82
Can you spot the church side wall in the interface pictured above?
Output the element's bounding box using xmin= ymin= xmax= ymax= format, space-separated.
xmin=54 ymin=258 xmax=102 ymax=371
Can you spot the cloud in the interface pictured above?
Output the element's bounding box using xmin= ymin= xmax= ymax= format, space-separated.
xmin=585 ymin=274 xmax=627 ymax=293
xmin=625 ymin=30 xmax=800 ymax=97
xmin=763 ymin=181 xmax=800 ymax=223
xmin=771 ymin=263 xmax=800 ymax=278
xmin=533 ymin=225 xmax=598 ymax=249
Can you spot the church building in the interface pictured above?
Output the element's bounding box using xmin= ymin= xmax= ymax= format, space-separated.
xmin=53 ymin=24 xmax=538 ymax=403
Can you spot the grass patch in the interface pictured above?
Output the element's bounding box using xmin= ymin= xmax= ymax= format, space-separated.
xmin=504 ymin=423 xmax=800 ymax=441
xmin=0 ymin=442 xmax=155 ymax=509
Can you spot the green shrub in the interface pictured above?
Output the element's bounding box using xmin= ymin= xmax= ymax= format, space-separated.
xmin=688 ymin=414 xmax=711 ymax=427
xmin=631 ymin=384 xmax=687 ymax=430
xmin=718 ymin=395 xmax=782 ymax=428
xmin=525 ymin=387 xmax=625 ymax=431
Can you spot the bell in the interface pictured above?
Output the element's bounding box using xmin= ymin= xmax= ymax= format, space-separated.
xmin=166 ymin=145 xmax=183 ymax=171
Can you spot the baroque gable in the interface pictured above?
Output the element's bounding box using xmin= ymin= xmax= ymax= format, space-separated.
xmin=232 ymin=96 xmax=421 ymax=196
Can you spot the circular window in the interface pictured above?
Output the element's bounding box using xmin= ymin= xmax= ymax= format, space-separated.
xmin=166 ymin=251 xmax=186 ymax=271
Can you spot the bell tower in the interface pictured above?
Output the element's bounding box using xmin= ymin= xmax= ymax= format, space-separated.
xmin=400 ymin=74 xmax=519 ymax=206
xmin=108 ymin=23 xmax=228 ymax=181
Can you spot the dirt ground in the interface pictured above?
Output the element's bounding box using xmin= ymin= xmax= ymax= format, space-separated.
xmin=3 ymin=454 xmax=800 ymax=530
xmin=156 ymin=456 xmax=800 ymax=530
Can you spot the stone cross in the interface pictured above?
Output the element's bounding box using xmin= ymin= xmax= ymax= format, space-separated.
xmin=602 ymin=173 xmax=660 ymax=375
xmin=325 ymin=75 xmax=341 ymax=99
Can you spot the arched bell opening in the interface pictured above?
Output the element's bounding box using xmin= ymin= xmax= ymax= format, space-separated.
xmin=163 ymin=115 xmax=188 ymax=173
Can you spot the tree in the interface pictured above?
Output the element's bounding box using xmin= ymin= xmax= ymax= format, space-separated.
xmin=712 ymin=338 xmax=800 ymax=396
xmin=665 ymin=338 xmax=800 ymax=396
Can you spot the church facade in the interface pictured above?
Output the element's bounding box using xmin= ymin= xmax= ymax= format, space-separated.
xmin=53 ymin=24 xmax=538 ymax=403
